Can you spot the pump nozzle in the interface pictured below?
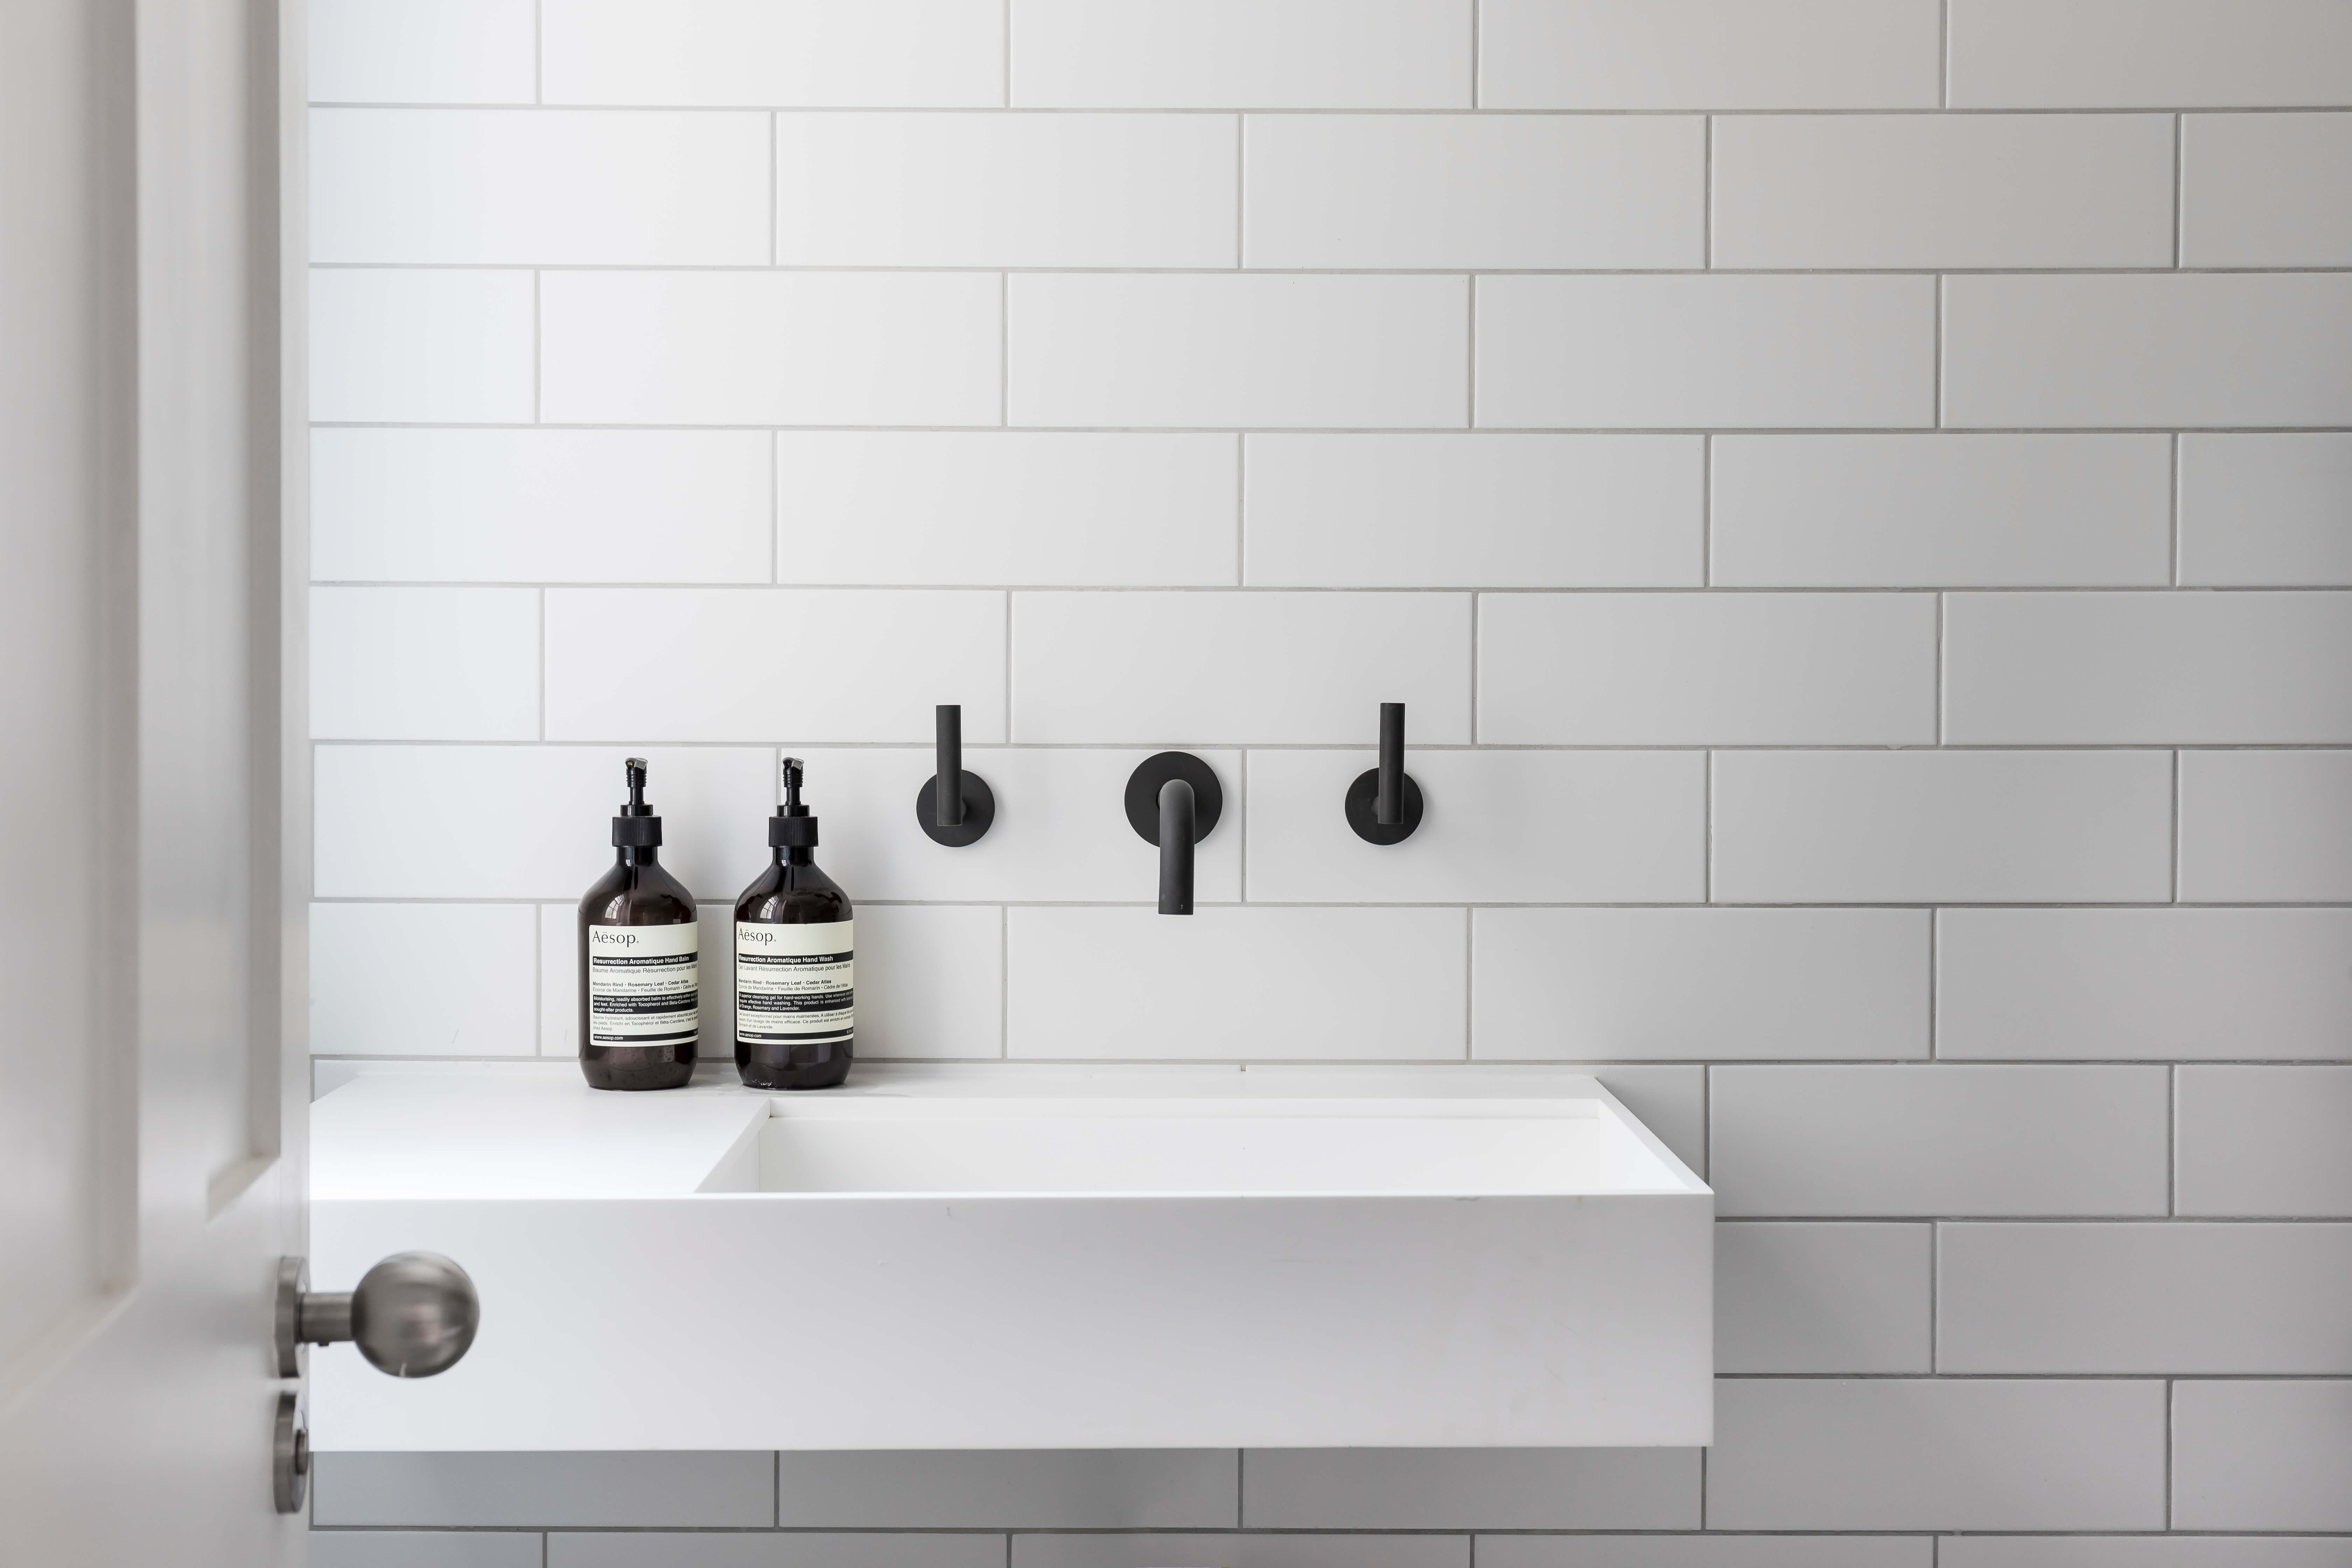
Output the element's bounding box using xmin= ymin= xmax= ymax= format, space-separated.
xmin=779 ymin=757 xmax=806 ymax=813
xmin=611 ymin=758 xmax=662 ymax=848
xmin=770 ymin=757 xmax=819 ymax=851
xmin=622 ymin=757 xmax=651 ymax=814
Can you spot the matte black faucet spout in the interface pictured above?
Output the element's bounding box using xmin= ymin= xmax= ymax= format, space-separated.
xmin=1124 ymin=752 xmax=1224 ymax=917
xmin=1157 ymin=778 xmax=1195 ymax=915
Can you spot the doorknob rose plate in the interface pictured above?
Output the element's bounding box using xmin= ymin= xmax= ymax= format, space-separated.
xmin=914 ymin=770 xmax=995 ymax=847
xmin=1344 ymin=768 xmax=1424 ymax=845
xmin=1125 ymin=752 xmax=1222 ymax=844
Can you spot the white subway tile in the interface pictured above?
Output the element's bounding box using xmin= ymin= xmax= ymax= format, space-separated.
xmin=1712 ymin=751 xmax=2175 ymax=904
xmin=554 ymin=1535 xmax=1006 ymax=1568
xmin=316 ymin=745 xmax=776 ymax=901
xmin=539 ymin=903 xmax=578 ymax=1056
xmin=852 ymin=905 xmax=1004 ymax=1060
xmin=1240 ymin=1449 xmax=1698 ymax=1530
xmin=777 ymin=113 xmax=1235 ymax=268
xmin=543 ymin=589 xmax=1004 ymax=743
xmin=1480 ymin=0 xmax=1940 ymax=110
xmin=1717 ymin=1223 xmax=1932 ymax=1373
xmin=309 ymin=269 xmax=534 ymax=424
xmin=312 ymin=110 xmax=768 ymax=265
xmin=1009 ymin=274 xmax=1466 ymax=430
xmin=1940 ymin=1223 xmax=2352 ymax=1374
xmin=1943 ymin=274 xmax=2352 ymax=429
xmin=1011 ymin=592 xmax=1469 ymax=746
xmin=1473 ymin=909 xmax=1929 ymax=1062
xmin=2179 ymin=434 xmax=2352 ymax=588
xmin=1939 ymin=909 xmax=2352 ymax=1062
xmin=1482 ymin=1542 xmax=1929 ymax=1568
xmin=2178 ymin=1066 xmax=2352 ymax=1217
xmin=1244 ymin=749 xmax=1706 ymax=904
xmin=310 ymin=0 xmax=535 ymax=103
xmin=315 ymin=1534 xmax=542 ymax=1568
xmin=1709 ymin=1065 xmax=2171 ymax=1217
xmin=1710 ymin=435 xmax=2173 ymax=589
xmin=1244 ymin=114 xmax=1702 ymax=269
xmin=1712 ymin=114 xmax=2175 ymax=269
xmin=1018 ymin=1535 xmax=1464 ymax=1568
xmin=774 ymin=1450 xmax=1235 ymax=1528
xmin=1478 ymin=592 xmax=1936 ymax=745
xmin=2175 ymin=1382 xmax=2352 ymax=1530
xmin=1244 ymin=435 xmax=1702 ymax=589
xmin=542 ymin=0 xmax=1005 ymax=107
xmin=1475 ymin=276 xmax=1935 ymax=430
xmin=310 ymin=586 xmax=540 ymax=741
xmin=1011 ymin=0 xmax=1471 ymax=109
xmin=312 ymin=1451 xmax=775 ymax=1528
xmin=733 ymin=748 xmax=1242 ymax=906
xmin=312 ymin=428 xmax=773 ymax=584
xmin=541 ymin=271 xmax=1001 ymax=427
xmin=776 ymin=433 xmax=1236 ymax=587
xmin=1950 ymin=0 xmax=2352 ymax=108
xmin=1009 ymin=905 xmax=1466 ymax=1061
xmin=2184 ymin=113 xmax=2352 ymax=266
xmin=1707 ymin=1380 xmax=2167 ymax=1530
xmin=1943 ymin=1540 xmax=2352 ymax=1568
xmin=310 ymin=903 xmax=537 ymax=1057
xmin=2178 ymin=750 xmax=2352 ymax=902
xmin=1946 ymin=592 xmax=2352 ymax=744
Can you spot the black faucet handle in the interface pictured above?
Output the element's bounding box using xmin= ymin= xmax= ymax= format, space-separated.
xmin=916 ymin=702 xmax=994 ymax=847
xmin=1346 ymin=701 xmax=1423 ymax=845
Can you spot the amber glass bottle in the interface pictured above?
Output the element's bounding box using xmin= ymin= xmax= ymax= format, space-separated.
xmin=733 ymin=757 xmax=853 ymax=1090
xmin=578 ymin=757 xmax=698 ymax=1091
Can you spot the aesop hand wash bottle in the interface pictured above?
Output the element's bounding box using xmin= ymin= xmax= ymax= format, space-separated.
xmin=733 ymin=756 xmax=853 ymax=1090
xmin=578 ymin=757 xmax=698 ymax=1091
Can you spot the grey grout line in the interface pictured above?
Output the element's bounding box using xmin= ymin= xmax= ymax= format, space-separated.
xmin=2171 ymin=749 xmax=2184 ymax=902
xmin=2172 ymin=113 xmax=2186 ymax=267
xmin=2170 ymin=432 xmax=2184 ymax=586
xmin=312 ymin=580 xmax=2352 ymax=596
xmin=530 ymin=271 xmax=542 ymax=422
xmin=307 ymin=100 xmax=2352 ymax=116
xmin=1234 ymin=433 xmax=1246 ymax=584
xmin=769 ymin=433 xmax=780 ymax=583
xmin=768 ymin=114 xmax=778 ymax=266
xmin=1468 ymin=590 xmax=1480 ymax=741
xmin=1702 ymin=751 xmax=1714 ymax=904
xmin=306 ymin=736 xmax=2352 ymax=754
xmin=1001 ymin=0 xmax=1011 ymax=107
xmin=2169 ymin=1064 xmax=2180 ymax=1216
xmin=1934 ymin=592 xmax=1947 ymax=743
xmin=1932 ymin=275 xmax=1945 ymax=428
xmin=1469 ymin=0 xmax=1480 ymax=109
xmin=999 ymin=903 xmax=1010 ymax=1058
xmin=1234 ymin=114 xmax=1246 ymax=267
xmin=999 ymin=272 xmax=1010 ymax=425
xmin=2165 ymin=1379 xmax=2176 ymax=1528
xmin=1926 ymin=908 xmax=1939 ymax=1059
xmin=1461 ymin=906 xmax=1473 ymax=1060
xmin=1702 ymin=116 xmax=1713 ymax=268
xmin=1938 ymin=0 xmax=1950 ymax=108
xmin=532 ymin=0 xmax=542 ymax=105
xmin=304 ymin=257 xmax=2352 ymax=277
xmin=536 ymin=588 xmax=547 ymax=739
xmin=1929 ymin=1219 xmax=1940 ymax=1371
xmin=1700 ymin=433 xmax=1713 ymax=585
xmin=309 ymin=420 xmax=2352 ymax=435
xmin=1465 ymin=274 xmax=1477 ymax=425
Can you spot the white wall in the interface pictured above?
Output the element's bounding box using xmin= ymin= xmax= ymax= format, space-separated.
xmin=305 ymin=0 xmax=2352 ymax=1561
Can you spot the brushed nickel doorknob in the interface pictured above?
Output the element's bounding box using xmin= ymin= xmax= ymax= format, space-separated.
xmin=275 ymin=1252 xmax=479 ymax=1379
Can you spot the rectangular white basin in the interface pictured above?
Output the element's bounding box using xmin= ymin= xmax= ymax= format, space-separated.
xmin=312 ymin=1065 xmax=1712 ymax=1451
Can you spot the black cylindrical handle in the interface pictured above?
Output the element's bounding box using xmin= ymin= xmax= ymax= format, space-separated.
xmin=1377 ymin=702 xmax=1406 ymax=826
xmin=934 ymin=705 xmax=964 ymax=827
xmin=1158 ymin=778 xmax=1195 ymax=916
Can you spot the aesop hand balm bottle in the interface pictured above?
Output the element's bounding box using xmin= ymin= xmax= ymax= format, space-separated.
xmin=578 ymin=757 xmax=698 ymax=1091
xmin=733 ymin=756 xmax=853 ymax=1090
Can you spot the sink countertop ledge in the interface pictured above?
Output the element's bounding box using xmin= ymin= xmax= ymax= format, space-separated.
xmin=310 ymin=1061 xmax=1714 ymax=1452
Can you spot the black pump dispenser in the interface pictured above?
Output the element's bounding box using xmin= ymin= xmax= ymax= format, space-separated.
xmin=577 ymin=755 xmax=699 ymax=1091
xmin=734 ymin=755 xmax=854 ymax=1090
xmin=769 ymin=756 xmax=819 ymax=852
xmin=612 ymin=756 xmax=663 ymax=849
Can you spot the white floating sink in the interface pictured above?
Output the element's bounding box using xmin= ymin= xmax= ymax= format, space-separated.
xmin=312 ymin=1064 xmax=1712 ymax=1451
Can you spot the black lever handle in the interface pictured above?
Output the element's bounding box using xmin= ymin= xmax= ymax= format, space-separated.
xmin=935 ymin=705 xmax=964 ymax=827
xmin=1345 ymin=701 xmax=1423 ymax=845
xmin=916 ymin=703 xmax=994 ymax=846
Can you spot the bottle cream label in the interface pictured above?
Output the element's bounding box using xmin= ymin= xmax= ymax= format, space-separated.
xmin=586 ymin=920 xmax=699 ymax=1047
xmin=736 ymin=919 xmax=854 ymax=1048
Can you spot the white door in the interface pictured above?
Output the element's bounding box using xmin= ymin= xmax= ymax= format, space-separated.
xmin=0 ymin=2 xmax=312 ymax=1562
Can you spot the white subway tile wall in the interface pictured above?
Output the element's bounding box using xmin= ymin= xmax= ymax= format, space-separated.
xmin=307 ymin=0 xmax=2352 ymax=1557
